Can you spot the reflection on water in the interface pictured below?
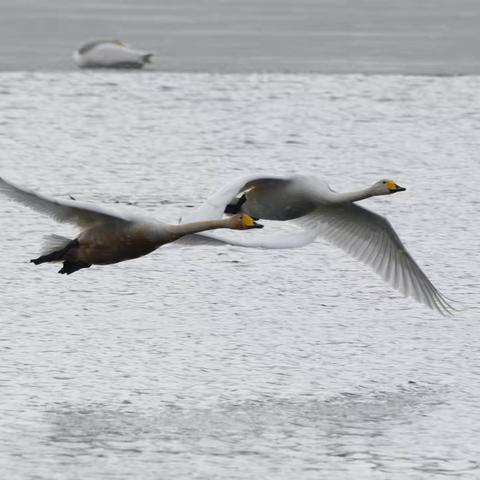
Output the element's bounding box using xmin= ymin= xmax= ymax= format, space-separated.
xmin=0 ymin=72 xmax=479 ymax=479
xmin=43 ymin=384 xmax=478 ymax=479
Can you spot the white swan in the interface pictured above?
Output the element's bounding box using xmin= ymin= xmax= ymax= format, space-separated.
xmin=73 ymin=40 xmax=153 ymax=69
xmin=0 ymin=177 xmax=262 ymax=275
xmin=180 ymin=174 xmax=452 ymax=314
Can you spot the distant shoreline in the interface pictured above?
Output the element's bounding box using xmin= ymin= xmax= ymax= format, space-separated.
xmin=1 ymin=0 xmax=479 ymax=74
xmin=0 ymin=69 xmax=476 ymax=78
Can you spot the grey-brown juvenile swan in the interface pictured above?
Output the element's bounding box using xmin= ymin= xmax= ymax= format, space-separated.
xmin=0 ymin=176 xmax=262 ymax=275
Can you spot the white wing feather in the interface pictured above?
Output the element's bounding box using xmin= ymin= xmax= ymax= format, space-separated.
xmin=297 ymin=203 xmax=453 ymax=315
xmin=0 ymin=176 xmax=130 ymax=228
xmin=177 ymin=227 xmax=318 ymax=249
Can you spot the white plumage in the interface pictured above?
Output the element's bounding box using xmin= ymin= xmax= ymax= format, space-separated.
xmin=181 ymin=174 xmax=453 ymax=315
xmin=73 ymin=40 xmax=153 ymax=69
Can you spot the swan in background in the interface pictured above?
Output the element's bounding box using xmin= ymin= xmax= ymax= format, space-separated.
xmin=73 ymin=40 xmax=153 ymax=69
xmin=0 ymin=177 xmax=262 ymax=275
xmin=180 ymin=174 xmax=452 ymax=315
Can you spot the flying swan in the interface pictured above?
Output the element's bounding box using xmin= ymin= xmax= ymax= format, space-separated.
xmin=180 ymin=174 xmax=452 ymax=315
xmin=0 ymin=176 xmax=262 ymax=275
xmin=73 ymin=40 xmax=153 ymax=69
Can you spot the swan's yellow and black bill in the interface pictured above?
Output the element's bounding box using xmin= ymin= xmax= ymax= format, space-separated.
xmin=243 ymin=214 xmax=264 ymax=229
xmin=386 ymin=180 xmax=406 ymax=192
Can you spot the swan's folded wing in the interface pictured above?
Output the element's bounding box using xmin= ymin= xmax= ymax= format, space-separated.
xmin=181 ymin=174 xmax=289 ymax=223
xmin=297 ymin=204 xmax=453 ymax=315
xmin=0 ymin=176 xmax=130 ymax=228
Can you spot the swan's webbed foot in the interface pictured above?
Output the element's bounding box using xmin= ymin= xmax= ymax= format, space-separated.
xmin=58 ymin=261 xmax=91 ymax=275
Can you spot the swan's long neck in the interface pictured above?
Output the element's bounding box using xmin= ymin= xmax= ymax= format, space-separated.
xmin=166 ymin=219 xmax=231 ymax=240
xmin=331 ymin=186 xmax=375 ymax=204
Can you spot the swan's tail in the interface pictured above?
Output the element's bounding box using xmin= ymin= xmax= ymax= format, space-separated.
xmin=40 ymin=234 xmax=73 ymax=256
xmin=31 ymin=235 xmax=91 ymax=274
xmin=31 ymin=235 xmax=77 ymax=265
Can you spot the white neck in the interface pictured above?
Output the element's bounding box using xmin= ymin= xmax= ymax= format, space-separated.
xmin=330 ymin=186 xmax=375 ymax=204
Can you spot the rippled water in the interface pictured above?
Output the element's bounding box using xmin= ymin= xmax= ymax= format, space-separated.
xmin=0 ymin=72 xmax=479 ymax=479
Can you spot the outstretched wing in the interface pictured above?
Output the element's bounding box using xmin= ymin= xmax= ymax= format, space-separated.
xmin=176 ymin=224 xmax=318 ymax=249
xmin=297 ymin=203 xmax=453 ymax=315
xmin=0 ymin=176 xmax=130 ymax=228
xmin=179 ymin=174 xmax=318 ymax=249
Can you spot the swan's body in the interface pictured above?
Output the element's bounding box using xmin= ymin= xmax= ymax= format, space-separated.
xmin=0 ymin=177 xmax=261 ymax=274
xmin=73 ymin=40 xmax=153 ymax=69
xmin=181 ymin=174 xmax=452 ymax=314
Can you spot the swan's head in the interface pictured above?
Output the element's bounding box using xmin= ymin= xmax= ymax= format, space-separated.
xmin=228 ymin=214 xmax=264 ymax=230
xmin=372 ymin=179 xmax=406 ymax=196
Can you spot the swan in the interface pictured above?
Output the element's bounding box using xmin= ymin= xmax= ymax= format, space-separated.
xmin=73 ymin=40 xmax=153 ymax=69
xmin=0 ymin=177 xmax=262 ymax=275
xmin=180 ymin=174 xmax=452 ymax=315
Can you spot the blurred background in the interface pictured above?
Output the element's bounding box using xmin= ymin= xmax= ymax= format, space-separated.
xmin=0 ymin=0 xmax=479 ymax=73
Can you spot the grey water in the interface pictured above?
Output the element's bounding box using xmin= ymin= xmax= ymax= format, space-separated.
xmin=2 ymin=0 xmax=480 ymax=74
xmin=0 ymin=72 xmax=479 ymax=479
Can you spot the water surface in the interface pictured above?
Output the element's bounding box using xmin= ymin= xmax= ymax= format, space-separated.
xmin=0 ymin=72 xmax=479 ymax=479
xmin=1 ymin=0 xmax=480 ymax=73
